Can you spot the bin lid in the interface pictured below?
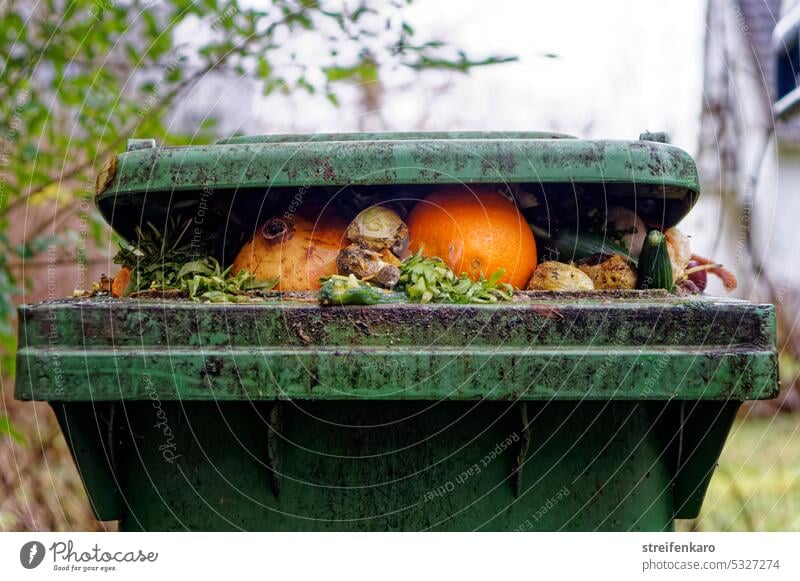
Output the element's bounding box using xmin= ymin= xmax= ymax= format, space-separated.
xmin=95 ymin=131 xmax=700 ymax=236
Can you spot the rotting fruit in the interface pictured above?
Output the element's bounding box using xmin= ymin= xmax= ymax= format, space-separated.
xmin=232 ymin=210 xmax=347 ymax=291
xmin=345 ymin=206 xmax=409 ymax=255
xmin=406 ymin=186 xmax=537 ymax=288
xmin=527 ymin=261 xmax=594 ymax=291
xmin=577 ymin=253 xmax=637 ymax=290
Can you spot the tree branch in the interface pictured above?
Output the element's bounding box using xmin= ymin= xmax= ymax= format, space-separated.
xmin=5 ymin=52 xmax=231 ymax=227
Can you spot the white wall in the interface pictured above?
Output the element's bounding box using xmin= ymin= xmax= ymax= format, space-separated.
xmin=753 ymin=146 xmax=800 ymax=322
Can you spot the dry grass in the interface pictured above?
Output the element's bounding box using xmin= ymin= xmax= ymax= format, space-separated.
xmin=0 ymin=385 xmax=112 ymax=531
xmin=678 ymin=413 xmax=800 ymax=531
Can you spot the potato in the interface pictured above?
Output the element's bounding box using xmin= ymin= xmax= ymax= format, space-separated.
xmin=577 ymin=253 xmax=637 ymax=290
xmin=527 ymin=261 xmax=594 ymax=291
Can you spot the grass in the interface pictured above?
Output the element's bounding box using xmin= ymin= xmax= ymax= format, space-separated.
xmin=678 ymin=413 xmax=800 ymax=531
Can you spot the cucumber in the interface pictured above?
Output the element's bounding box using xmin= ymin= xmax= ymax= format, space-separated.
xmin=530 ymin=226 xmax=636 ymax=265
xmin=636 ymin=230 xmax=674 ymax=291
xmin=319 ymin=275 xmax=397 ymax=306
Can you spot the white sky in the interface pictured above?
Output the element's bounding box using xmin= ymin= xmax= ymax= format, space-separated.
xmin=395 ymin=0 xmax=707 ymax=152
xmin=174 ymin=0 xmax=707 ymax=154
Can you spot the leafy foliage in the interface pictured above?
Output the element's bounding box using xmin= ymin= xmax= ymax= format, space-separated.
xmin=114 ymin=219 xmax=275 ymax=301
xmin=397 ymin=253 xmax=513 ymax=304
xmin=0 ymin=3 xmax=518 ymax=527
xmin=154 ymin=258 xmax=276 ymax=302
xmin=114 ymin=219 xmax=196 ymax=274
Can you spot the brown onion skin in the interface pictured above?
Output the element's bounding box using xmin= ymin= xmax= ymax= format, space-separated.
xmin=232 ymin=211 xmax=348 ymax=291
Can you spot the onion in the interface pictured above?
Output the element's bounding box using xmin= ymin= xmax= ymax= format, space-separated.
xmin=690 ymin=253 xmax=738 ymax=292
xmin=664 ymin=227 xmax=692 ymax=282
xmin=346 ymin=206 xmax=409 ymax=255
xmin=684 ymin=260 xmax=707 ymax=291
xmin=231 ymin=211 xmax=347 ymax=291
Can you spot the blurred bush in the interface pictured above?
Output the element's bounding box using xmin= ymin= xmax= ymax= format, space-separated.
xmin=0 ymin=0 xmax=512 ymax=530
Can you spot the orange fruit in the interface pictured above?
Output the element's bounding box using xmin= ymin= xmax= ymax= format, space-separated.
xmin=407 ymin=186 xmax=537 ymax=288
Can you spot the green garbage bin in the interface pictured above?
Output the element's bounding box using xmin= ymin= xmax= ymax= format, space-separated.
xmin=15 ymin=132 xmax=778 ymax=531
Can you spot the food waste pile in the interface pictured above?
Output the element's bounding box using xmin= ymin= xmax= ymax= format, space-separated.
xmin=86 ymin=185 xmax=736 ymax=305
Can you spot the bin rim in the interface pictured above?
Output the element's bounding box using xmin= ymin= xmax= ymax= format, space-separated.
xmin=96 ymin=131 xmax=699 ymax=220
xmin=97 ymin=131 xmax=699 ymax=195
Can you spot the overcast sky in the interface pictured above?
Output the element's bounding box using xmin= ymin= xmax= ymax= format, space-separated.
xmin=173 ymin=0 xmax=707 ymax=154
xmin=387 ymin=0 xmax=707 ymax=152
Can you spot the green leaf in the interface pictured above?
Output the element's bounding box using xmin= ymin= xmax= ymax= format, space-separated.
xmin=325 ymin=91 xmax=340 ymax=106
xmin=257 ymin=58 xmax=272 ymax=79
xmin=297 ymin=76 xmax=315 ymax=94
xmin=0 ymin=415 xmax=25 ymax=444
xmin=324 ymin=65 xmax=359 ymax=82
xmin=177 ymin=260 xmax=214 ymax=279
xmin=0 ymin=0 xmax=517 ymax=373
xmin=200 ymin=290 xmax=231 ymax=303
xmin=397 ymin=252 xmax=513 ymax=304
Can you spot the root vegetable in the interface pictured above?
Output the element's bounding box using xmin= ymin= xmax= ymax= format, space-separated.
xmin=658 ymin=227 xmax=737 ymax=291
xmin=111 ymin=267 xmax=131 ymax=298
xmin=684 ymin=260 xmax=708 ymax=291
xmin=232 ymin=212 xmax=347 ymax=291
xmin=676 ymin=278 xmax=701 ymax=295
xmin=346 ymin=206 xmax=409 ymax=255
xmin=690 ymin=253 xmax=738 ymax=291
xmin=664 ymin=227 xmax=692 ymax=282
xmin=379 ymin=248 xmax=401 ymax=267
xmin=337 ymin=244 xmax=401 ymax=288
xmin=527 ymin=261 xmax=594 ymax=291
xmin=577 ymin=253 xmax=637 ymax=290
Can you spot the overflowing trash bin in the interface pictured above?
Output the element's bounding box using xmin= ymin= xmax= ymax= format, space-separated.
xmin=15 ymin=132 xmax=778 ymax=531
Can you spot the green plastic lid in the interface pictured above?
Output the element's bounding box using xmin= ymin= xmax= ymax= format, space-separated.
xmin=95 ymin=131 xmax=699 ymax=243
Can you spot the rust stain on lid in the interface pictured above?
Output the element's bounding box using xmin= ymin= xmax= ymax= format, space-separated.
xmin=94 ymin=153 xmax=117 ymax=196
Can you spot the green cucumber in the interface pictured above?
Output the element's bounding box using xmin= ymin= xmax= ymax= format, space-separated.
xmin=636 ymin=230 xmax=674 ymax=291
xmin=530 ymin=226 xmax=636 ymax=265
xmin=319 ymin=275 xmax=397 ymax=306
